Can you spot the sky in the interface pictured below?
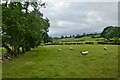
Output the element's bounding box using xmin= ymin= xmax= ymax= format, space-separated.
xmin=41 ymin=1 xmax=118 ymax=37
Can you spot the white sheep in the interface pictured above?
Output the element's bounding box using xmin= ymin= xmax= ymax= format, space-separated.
xmin=81 ymin=51 xmax=89 ymax=55
xmin=104 ymin=46 xmax=108 ymax=55
xmin=58 ymin=49 xmax=61 ymax=51
xmin=104 ymin=47 xmax=108 ymax=51
xmin=69 ymin=47 xmax=74 ymax=50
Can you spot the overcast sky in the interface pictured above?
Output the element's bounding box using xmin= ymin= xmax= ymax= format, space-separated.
xmin=41 ymin=1 xmax=118 ymax=37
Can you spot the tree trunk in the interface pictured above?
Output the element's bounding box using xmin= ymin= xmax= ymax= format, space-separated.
xmin=21 ymin=46 xmax=25 ymax=53
xmin=13 ymin=41 xmax=19 ymax=56
xmin=25 ymin=42 xmax=31 ymax=52
xmin=17 ymin=46 xmax=20 ymax=54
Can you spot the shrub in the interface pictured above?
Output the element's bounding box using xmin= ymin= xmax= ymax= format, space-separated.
xmin=64 ymin=43 xmax=76 ymax=45
xmin=76 ymin=43 xmax=83 ymax=45
xmin=45 ymin=42 xmax=63 ymax=45
xmin=85 ymin=42 xmax=94 ymax=44
xmin=97 ymin=42 xmax=120 ymax=45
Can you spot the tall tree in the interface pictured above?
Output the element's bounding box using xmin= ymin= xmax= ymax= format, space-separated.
xmin=2 ymin=1 xmax=50 ymax=56
xmin=101 ymin=26 xmax=120 ymax=40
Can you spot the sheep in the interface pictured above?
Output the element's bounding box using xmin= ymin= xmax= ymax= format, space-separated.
xmin=81 ymin=51 xmax=89 ymax=56
xmin=69 ymin=47 xmax=74 ymax=50
xmin=104 ymin=46 xmax=108 ymax=55
xmin=104 ymin=47 xmax=108 ymax=51
xmin=58 ymin=49 xmax=61 ymax=51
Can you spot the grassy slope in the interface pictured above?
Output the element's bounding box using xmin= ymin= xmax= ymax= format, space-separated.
xmin=53 ymin=36 xmax=106 ymax=43
xmin=2 ymin=45 xmax=118 ymax=78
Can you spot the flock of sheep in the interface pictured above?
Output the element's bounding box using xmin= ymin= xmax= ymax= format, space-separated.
xmin=58 ymin=46 xmax=108 ymax=56
xmin=0 ymin=46 xmax=108 ymax=63
xmin=58 ymin=47 xmax=89 ymax=55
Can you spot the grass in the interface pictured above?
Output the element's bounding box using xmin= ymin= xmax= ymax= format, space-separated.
xmin=53 ymin=36 xmax=105 ymax=43
xmin=2 ymin=44 xmax=118 ymax=78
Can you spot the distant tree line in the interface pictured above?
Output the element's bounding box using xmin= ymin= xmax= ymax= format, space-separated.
xmin=55 ymin=26 xmax=120 ymax=40
xmin=47 ymin=26 xmax=120 ymax=45
xmin=57 ymin=33 xmax=100 ymax=39
xmin=2 ymin=0 xmax=50 ymax=57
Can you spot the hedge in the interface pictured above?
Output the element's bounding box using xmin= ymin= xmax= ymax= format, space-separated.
xmin=85 ymin=42 xmax=94 ymax=44
xmin=97 ymin=42 xmax=120 ymax=45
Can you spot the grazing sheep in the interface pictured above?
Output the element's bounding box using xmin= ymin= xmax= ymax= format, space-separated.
xmin=81 ymin=51 xmax=89 ymax=55
xmin=104 ymin=47 xmax=108 ymax=51
xmin=58 ymin=49 xmax=61 ymax=51
xmin=69 ymin=47 xmax=74 ymax=50
xmin=104 ymin=47 xmax=108 ymax=55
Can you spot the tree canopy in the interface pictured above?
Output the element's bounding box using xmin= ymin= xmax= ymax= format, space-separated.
xmin=2 ymin=0 xmax=50 ymax=57
xmin=101 ymin=26 xmax=120 ymax=40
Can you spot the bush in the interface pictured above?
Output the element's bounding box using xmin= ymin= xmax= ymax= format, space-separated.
xmin=91 ymin=36 xmax=101 ymax=38
xmin=45 ymin=42 xmax=63 ymax=45
xmin=97 ymin=42 xmax=106 ymax=44
xmin=76 ymin=43 xmax=83 ymax=45
xmin=85 ymin=42 xmax=94 ymax=44
xmin=97 ymin=42 xmax=120 ymax=45
xmin=64 ymin=43 xmax=76 ymax=45
xmin=64 ymin=42 xmax=83 ymax=45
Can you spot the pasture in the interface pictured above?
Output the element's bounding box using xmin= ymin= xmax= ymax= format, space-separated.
xmin=2 ymin=44 xmax=118 ymax=78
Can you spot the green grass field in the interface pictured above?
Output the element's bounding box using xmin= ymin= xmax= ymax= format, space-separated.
xmin=2 ymin=44 xmax=118 ymax=78
xmin=53 ymin=36 xmax=106 ymax=42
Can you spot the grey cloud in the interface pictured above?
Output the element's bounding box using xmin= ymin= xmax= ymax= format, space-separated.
xmin=41 ymin=2 xmax=118 ymax=37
